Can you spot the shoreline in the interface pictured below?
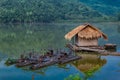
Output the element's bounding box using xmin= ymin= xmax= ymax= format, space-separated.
xmin=0 ymin=21 xmax=119 ymax=25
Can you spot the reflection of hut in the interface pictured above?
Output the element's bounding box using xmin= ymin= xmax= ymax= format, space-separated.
xmin=65 ymin=23 xmax=108 ymax=46
xmin=73 ymin=54 xmax=107 ymax=79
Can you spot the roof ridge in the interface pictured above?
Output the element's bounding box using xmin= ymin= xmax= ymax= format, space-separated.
xmin=64 ymin=23 xmax=108 ymax=40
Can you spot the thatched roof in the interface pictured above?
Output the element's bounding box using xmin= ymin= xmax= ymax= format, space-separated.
xmin=65 ymin=23 xmax=108 ymax=40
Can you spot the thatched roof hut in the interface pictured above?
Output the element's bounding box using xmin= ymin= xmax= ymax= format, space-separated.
xmin=65 ymin=23 xmax=108 ymax=46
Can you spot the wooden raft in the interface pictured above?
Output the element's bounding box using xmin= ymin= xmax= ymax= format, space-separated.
xmin=66 ymin=43 xmax=120 ymax=56
xmin=16 ymin=60 xmax=37 ymax=67
xmin=5 ymin=50 xmax=81 ymax=70
xmin=66 ymin=43 xmax=106 ymax=52
xmin=59 ymin=56 xmax=81 ymax=64
xmin=100 ymin=52 xmax=120 ymax=56
xmin=30 ymin=60 xmax=57 ymax=70
xmin=30 ymin=55 xmax=81 ymax=70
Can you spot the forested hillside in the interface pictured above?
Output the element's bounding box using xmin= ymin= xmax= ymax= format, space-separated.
xmin=0 ymin=0 xmax=119 ymax=23
xmin=80 ymin=0 xmax=120 ymax=15
xmin=0 ymin=0 xmax=106 ymax=23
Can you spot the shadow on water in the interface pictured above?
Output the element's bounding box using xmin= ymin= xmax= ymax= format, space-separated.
xmin=19 ymin=63 xmax=70 ymax=74
xmin=72 ymin=52 xmax=107 ymax=80
xmin=20 ymin=66 xmax=49 ymax=76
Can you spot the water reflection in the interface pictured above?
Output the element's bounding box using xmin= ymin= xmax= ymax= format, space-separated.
xmin=0 ymin=58 xmax=1 ymax=62
xmin=56 ymin=64 xmax=70 ymax=70
xmin=0 ymin=23 xmax=71 ymax=56
xmin=20 ymin=64 xmax=71 ymax=75
xmin=32 ymin=74 xmax=35 ymax=80
xmin=117 ymin=24 xmax=120 ymax=33
xmin=73 ymin=53 xmax=107 ymax=79
xmin=0 ymin=22 xmax=120 ymax=80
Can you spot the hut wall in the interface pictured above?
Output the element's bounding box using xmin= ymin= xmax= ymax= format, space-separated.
xmin=75 ymin=35 xmax=78 ymax=43
xmin=77 ymin=38 xmax=98 ymax=46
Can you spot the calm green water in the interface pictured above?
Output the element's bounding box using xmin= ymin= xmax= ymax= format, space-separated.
xmin=0 ymin=22 xmax=120 ymax=80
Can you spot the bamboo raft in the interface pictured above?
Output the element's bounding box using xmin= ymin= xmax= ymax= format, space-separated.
xmin=30 ymin=60 xmax=57 ymax=70
xmin=16 ymin=60 xmax=38 ymax=67
xmin=66 ymin=43 xmax=120 ymax=56
xmin=59 ymin=56 xmax=81 ymax=64
xmin=5 ymin=50 xmax=81 ymax=70
xmin=30 ymin=55 xmax=81 ymax=70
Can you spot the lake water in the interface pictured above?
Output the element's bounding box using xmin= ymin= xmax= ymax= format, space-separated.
xmin=0 ymin=22 xmax=120 ymax=80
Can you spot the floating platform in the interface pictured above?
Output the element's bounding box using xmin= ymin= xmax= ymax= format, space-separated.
xmin=66 ymin=43 xmax=120 ymax=56
xmin=59 ymin=56 xmax=81 ymax=64
xmin=30 ymin=60 xmax=57 ymax=70
xmin=5 ymin=58 xmax=26 ymax=65
xmin=104 ymin=43 xmax=117 ymax=51
xmin=30 ymin=55 xmax=81 ymax=70
xmin=101 ymin=52 xmax=120 ymax=56
xmin=16 ymin=60 xmax=37 ymax=67
xmin=5 ymin=50 xmax=81 ymax=70
xmin=66 ymin=43 xmax=106 ymax=52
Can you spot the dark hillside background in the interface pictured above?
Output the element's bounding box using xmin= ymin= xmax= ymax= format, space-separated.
xmin=0 ymin=0 xmax=120 ymax=23
xmin=80 ymin=0 xmax=120 ymax=15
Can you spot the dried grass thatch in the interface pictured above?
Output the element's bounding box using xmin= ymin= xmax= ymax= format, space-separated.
xmin=65 ymin=23 xmax=108 ymax=40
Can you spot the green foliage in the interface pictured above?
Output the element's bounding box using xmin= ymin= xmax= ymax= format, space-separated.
xmin=64 ymin=74 xmax=81 ymax=80
xmin=73 ymin=54 xmax=107 ymax=79
xmin=0 ymin=0 xmax=105 ymax=23
xmin=84 ymin=65 xmax=100 ymax=77
xmin=80 ymin=0 xmax=120 ymax=16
